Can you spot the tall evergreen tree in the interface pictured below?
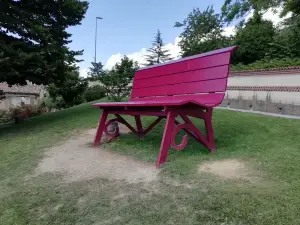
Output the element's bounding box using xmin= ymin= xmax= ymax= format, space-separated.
xmin=88 ymin=61 xmax=105 ymax=80
xmin=144 ymin=29 xmax=173 ymax=65
xmin=0 ymin=0 xmax=88 ymax=86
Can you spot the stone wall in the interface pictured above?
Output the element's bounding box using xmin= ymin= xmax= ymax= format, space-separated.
xmin=223 ymin=67 xmax=300 ymax=116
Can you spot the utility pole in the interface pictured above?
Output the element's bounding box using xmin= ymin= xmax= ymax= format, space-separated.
xmin=95 ymin=16 xmax=103 ymax=63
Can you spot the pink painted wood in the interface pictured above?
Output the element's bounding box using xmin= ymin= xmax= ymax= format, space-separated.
xmin=92 ymin=46 xmax=238 ymax=168
xmin=133 ymin=65 xmax=229 ymax=89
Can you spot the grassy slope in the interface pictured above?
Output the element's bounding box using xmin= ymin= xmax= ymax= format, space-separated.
xmin=0 ymin=100 xmax=300 ymax=225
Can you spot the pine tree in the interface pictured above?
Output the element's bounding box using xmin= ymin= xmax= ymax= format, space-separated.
xmin=88 ymin=61 xmax=105 ymax=80
xmin=144 ymin=29 xmax=173 ymax=66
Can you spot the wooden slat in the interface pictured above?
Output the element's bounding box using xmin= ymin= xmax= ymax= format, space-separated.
xmin=134 ymin=52 xmax=231 ymax=80
xmin=130 ymin=93 xmax=225 ymax=105
xmin=132 ymin=65 xmax=229 ymax=89
xmin=130 ymin=79 xmax=227 ymax=98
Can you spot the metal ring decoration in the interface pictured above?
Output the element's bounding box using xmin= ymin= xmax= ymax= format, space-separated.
xmin=104 ymin=118 xmax=120 ymax=139
xmin=170 ymin=124 xmax=188 ymax=151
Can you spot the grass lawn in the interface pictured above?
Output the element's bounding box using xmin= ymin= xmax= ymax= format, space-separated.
xmin=1 ymin=99 xmax=300 ymax=225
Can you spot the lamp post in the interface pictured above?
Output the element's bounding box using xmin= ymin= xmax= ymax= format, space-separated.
xmin=95 ymin=16 xmax=103 ymax=63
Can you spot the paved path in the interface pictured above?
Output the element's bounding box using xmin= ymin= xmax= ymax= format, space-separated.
xmin=217 ymin=107 xmax=300 ymax=120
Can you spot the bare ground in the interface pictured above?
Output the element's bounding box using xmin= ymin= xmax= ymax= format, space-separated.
xmin=35 ymin=125 xmax=158 ymax=184
xmin=198 ymin=159 xmax=252 ymax=180
xmin=35 ymin=123 xmax=254 ymax=186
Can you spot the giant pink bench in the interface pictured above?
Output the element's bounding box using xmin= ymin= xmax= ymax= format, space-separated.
xmin=93 ymin=46 xmax=237 ymax=168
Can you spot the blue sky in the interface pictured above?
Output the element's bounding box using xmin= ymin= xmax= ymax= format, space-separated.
xmin=67 ymin=0 xmax=225 ymax=76
xmin=68 ymin=0 xmax=284 ymax=77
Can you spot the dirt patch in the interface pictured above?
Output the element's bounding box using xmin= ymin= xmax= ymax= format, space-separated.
xmin=34 ymin=128 xmax=158 ymax=184
xmin=199 ymin=159 xmax=251 ymax=180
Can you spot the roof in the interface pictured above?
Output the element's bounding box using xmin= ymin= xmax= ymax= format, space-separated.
xmin=0 ymin=83 xmax=42 ymax=95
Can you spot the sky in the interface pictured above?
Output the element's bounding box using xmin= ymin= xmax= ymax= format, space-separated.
xmin=67 ymin=0 xmax=288 ymax=77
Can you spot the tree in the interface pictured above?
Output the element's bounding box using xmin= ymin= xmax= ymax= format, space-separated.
xmin=0 ymin=0 xmax=88 ymax=86
xmin=233 ymin=12 xmax=276 ymax=64
xmin=175 ymin=5 xmax=232 ymax=57
xmin=88 ymin=61 xmax=105 ymax=80
xmin=144 ymin=29 xmax=173 ymax=65
xmin=221 ymin=0 xmax=300 ymax=24
xmin=100 ymin=56 xmax=138 ymax=101
xmin=47 ymin=69 xmax=88 ymax=108
xmin=83 ymin=85 xmax=106 ymax=102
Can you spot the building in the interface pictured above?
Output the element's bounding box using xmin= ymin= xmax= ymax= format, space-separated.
xmin=0 ymin=82 xmax=46 ymax=110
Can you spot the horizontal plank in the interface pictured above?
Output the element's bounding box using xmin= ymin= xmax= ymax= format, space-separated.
xmin=131 ymin=79 xmax=227 ymax=98
xmin=132 ymin=65 xmax=229 ymax=89
xmin=130 ymin=93 xmax=225 ymax=105
xmin=92 ymin=93 xmax=225 ymax=108
xmin=134 ymin=52 xmax=231 ymax=80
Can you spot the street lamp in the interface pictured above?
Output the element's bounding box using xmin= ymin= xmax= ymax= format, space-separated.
xmin=95 ymin=16 xmax=103 ymax=63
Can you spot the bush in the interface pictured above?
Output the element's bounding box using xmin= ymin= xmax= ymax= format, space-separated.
xmin=0 ymin=109 xmax=10 ymax=124
xmin=0 ymin=103 xmax=48 ymax=124
xmin=231 ymin=57 xmax=300 ymax=71
xmin=83 ymin=85 xmax=106 ymax=102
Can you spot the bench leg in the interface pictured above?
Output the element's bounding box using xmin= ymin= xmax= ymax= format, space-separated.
xmin=134 ymin=115 xmax=143 ymax=137
xmin=156 ymin=111 xmax=177 ymax=168
xmin=93 ymin=110 xmax=108 ymax=146
xmin=204 ymin=108 xmax=216 ymax=151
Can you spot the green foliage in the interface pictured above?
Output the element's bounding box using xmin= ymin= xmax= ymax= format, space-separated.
xmin=281 ymin=0 xmax=300 ymax=17
xmin=47 ymin=69 xmax=88 ymax=108
xmin=0 ymin=109 xmax=10 ymax=124
xmin=40 ymin=96 xmax=64 ymax=111
xmin=88 ymin=61 xmax=105 ymax=80
xmin=99 ymin=56 xmax=138 ymax=101
xmin=231 ymin=57 xmax=300 ymax=70
xmin=174 ymin=1 xmax=300 ymax=69
xmin=233 ymin=12 xmax=276 ymax=64
xmin=144 ymin=29 xmax=173 ymax=65
xmin=266 ymin=15 xmax=300 ymax=59
xmin=0 ymin=90 xmax=5 ymax=101
xmin=175 ymin=5 xmax=232 ymax=57
xmin=221 ymin=0 xmax=300 ymax=24
xmin=221 ymin=0 xmax=286 ymax=24
xmin=0 ymin=0 xmax=88 ymax=86
xmin=0 ymin=103 xmax=47 ymax=124
xmin=84 ymin=85 xmax=106 ymax=102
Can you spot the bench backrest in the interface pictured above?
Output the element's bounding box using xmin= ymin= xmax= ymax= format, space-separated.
xmin=130 ymin=46 xmax=237 ymax=101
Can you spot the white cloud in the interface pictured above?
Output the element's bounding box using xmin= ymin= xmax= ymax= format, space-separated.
xmin=262 ymin=8 xmax=292 ymax=26
xmin=104 ymin=53 xmax=123 ymax=70
xmin=222 ymin=26 xmax=235 ymax=37
xmin=103 ymin=37 xmax=182 ymax=70
xmin=163 ymin=36 xmax=182 ymax=59
xmin=79 ymin=67 xmax=88 ymax=78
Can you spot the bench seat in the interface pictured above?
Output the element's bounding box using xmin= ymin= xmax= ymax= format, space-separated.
xmin=92 ymin=93 xmax=225 ymax=108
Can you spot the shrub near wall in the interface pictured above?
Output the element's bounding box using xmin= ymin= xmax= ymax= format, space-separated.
xmin=83 ymin=85 xmax=106 ymax=102
xmin=0 ymin=104 xmax=47 ymax=124
xmin=231 ymin=58 xmax=300 ymax=71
